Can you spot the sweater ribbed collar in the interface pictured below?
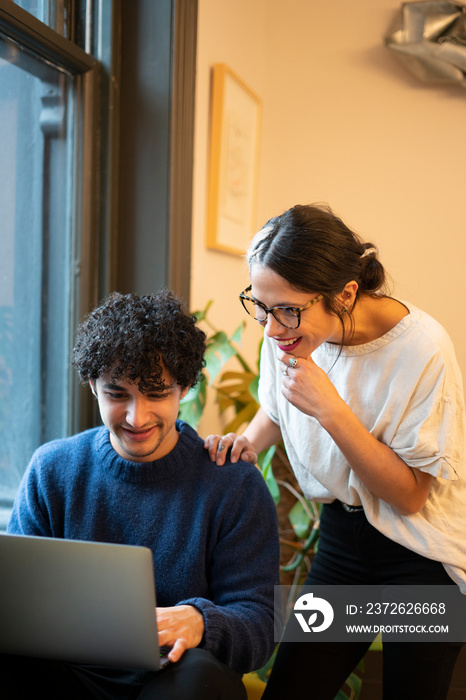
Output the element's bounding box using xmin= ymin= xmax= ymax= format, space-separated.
xmin=95 ymin=420 xmax=201 ymax=484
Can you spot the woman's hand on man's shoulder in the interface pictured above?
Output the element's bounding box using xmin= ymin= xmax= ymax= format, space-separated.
xmin=204 ymin=433 xmax=258 ymax=466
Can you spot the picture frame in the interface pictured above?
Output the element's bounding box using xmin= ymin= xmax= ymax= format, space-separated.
xmin=206 ymin=64 xmax=262 ymax=256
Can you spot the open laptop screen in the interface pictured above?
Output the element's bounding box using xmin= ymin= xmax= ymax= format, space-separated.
xmin=0 ymin=534 xmax=166 ymax=671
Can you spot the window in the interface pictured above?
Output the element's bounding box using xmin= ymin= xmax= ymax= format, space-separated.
xmin=0 ymin=1 xmax=100 ymax=527
xmin=13 ymin=1 xmax=74 ymax=38
xmin=0 ymin=0 xmax=197 ymax=528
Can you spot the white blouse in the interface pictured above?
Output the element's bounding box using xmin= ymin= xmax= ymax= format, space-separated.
xmin=258 ymin=301 xmax=466 ymax=590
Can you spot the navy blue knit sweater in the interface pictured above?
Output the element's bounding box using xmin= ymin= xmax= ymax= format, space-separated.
xmin=8 ymin=421 xmax=280 ymax=673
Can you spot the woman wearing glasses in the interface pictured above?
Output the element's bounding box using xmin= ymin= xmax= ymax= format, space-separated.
xmin=204 ymin=203 xmax=466 ymax=700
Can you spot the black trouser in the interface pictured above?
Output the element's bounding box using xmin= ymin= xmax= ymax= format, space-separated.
xmin=0 ymin=648 xmax=247 ymax=700
xmin=263 ymin=500 xmax=463 ymax=700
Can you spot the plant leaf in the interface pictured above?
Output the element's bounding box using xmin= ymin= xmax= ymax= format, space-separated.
xmin=334 ymin=691 xmax=350 ymax=700
xmin=204 ymin=333 xmax=238 ymax=384
xmin=178 ymin=381 xmax=206 ymax=430
xmin=288 ymin=500 xmax=312 ymax=539
xmin=192 ymin=300 xmax=213 ymax=323
xmin=230 ymin=321 xmax=245 ymax=345
xmin=257 ymin=446 xmax=280 ymax=503
xmin=248 ymin=374 xmax=260 ymax=403
xmin=253 ymin=646 xmax=277 ymax=682
xmin=218 ymin=370 xmax=253 ymax=382
xmin=223 ymin=403 xmax=258 ymax=433
xmin=344 ymin=670 xmax=362 ymax=697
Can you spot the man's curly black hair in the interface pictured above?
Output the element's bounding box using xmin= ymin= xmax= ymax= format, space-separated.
xmin=72 ymin=290 xmax=206 ymax=392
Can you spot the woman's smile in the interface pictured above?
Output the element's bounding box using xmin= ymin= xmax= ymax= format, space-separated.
xmin=275 ymin=337 xmax=302 ymax=352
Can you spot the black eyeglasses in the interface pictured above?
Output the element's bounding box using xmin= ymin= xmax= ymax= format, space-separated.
xmin=239 ymin=286 xmax=324 ymax=329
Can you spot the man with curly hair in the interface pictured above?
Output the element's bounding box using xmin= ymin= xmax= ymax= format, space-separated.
xmin=5 ymin=290 xmax=280 ymax=700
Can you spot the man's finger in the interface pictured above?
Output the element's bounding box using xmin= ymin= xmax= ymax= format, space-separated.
xmin=168 ymin=639 xmax=186 ymax=663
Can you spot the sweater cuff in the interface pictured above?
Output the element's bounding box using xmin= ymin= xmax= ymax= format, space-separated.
xmin=177 ymin=597 xmax=225 ymax=651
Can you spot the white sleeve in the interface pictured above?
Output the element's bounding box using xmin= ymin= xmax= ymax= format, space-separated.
xmin=257 ymin=335 xmax=281 ymax=425
xmin=389 ymin=348 xmax=465 ymax=481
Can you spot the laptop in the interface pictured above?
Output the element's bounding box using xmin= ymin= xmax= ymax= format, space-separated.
xmin=0 ymin=533 xmax=170 ymax=671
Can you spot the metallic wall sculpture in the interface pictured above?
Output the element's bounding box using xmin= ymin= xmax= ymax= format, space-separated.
xmin=385 ymin=1 xmax=466 ymax=88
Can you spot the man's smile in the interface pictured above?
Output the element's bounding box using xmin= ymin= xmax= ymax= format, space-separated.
xmin=120 ymin=425 xmax=159 ymax=440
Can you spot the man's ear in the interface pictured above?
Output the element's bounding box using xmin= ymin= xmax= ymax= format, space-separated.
xmin=89 ymin=380 xmax=97 ymax=398
xmin=180 ymin=386 xmax=190 ymax=400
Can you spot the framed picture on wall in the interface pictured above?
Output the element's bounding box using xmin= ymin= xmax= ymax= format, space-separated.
xmin=206 ymin=64 xmax=262 ymax=256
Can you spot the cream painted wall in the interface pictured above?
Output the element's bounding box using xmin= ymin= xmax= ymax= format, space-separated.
xmin=191 ymin=0 xmax=267 ymax=434
xmin=192 ymin=0 xmax=466 ymax=436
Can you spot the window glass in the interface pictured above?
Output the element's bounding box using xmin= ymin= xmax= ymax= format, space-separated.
xmin=14 ymin=1 xmax=72 ymax=39
xmin=0 ymin=34 xmax=74 ymax=527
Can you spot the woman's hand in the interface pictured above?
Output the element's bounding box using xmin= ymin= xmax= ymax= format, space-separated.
xmin=204 ymin=433 xmax=258 ymax=466
xmin=278 ymin=350 xmax=433 ymax=515
xmin=277 ymin=350 xmax=343 ymax=423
